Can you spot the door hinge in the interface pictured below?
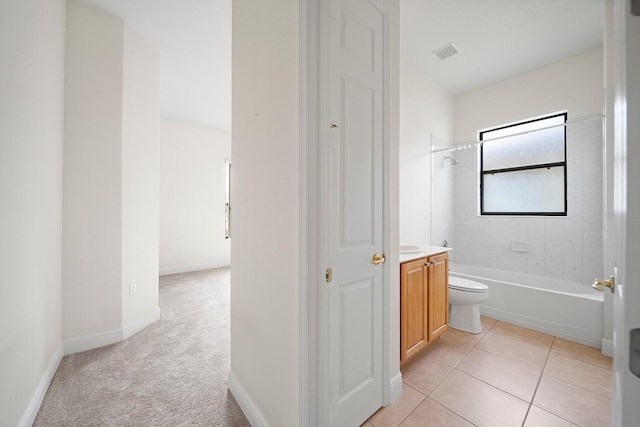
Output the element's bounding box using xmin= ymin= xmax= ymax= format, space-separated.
xmin=325 ymin=268 xmax=332 ymax=283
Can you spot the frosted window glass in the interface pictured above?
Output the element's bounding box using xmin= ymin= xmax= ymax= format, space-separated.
xmin=482 ymin=115 xmax=565 ymax=170
xmin=483 ymin=166 xmax=565 ymax=213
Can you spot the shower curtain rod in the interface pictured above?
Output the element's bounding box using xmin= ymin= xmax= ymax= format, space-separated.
xmin=430 ymin=113 xmax=605 ymax=154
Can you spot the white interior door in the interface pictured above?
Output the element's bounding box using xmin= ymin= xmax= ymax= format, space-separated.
xmin=611 ymin=1 xmax=640 ymax=425
xmin=327 ymin=0 xmax=387 ymax=425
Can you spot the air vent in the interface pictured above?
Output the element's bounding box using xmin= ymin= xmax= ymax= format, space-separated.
xmin=433 ymin=42 xmax=459 ymax=60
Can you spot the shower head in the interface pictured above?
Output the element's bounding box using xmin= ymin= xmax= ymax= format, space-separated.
xmin=443 ymin=156 xmax=459 ymax=165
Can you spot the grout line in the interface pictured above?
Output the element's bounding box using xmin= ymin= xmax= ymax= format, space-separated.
xmin=522 ymin=336 xmax=555 ymax=426
xmin=393 ymin=383 xmax=426 ymax=427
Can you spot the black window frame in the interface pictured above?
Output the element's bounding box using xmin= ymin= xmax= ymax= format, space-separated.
xmin=479 ymin=112 xmax=568 ymax=216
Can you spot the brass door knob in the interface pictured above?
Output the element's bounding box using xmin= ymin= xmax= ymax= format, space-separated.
xmin=371 ymin=253 xmax=386 ymax=265
xmin=592 ymin=276 xmax=615 ymax=293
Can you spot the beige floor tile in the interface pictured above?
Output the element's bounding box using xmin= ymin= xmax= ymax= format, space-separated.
xmin=492 ymin=321 xmax=555 ymax=348
xmin=422 ymin=333 xmax=474 ymax=367
xmin=457 ymin=348 xmax=542 ymax=402
xmin=475 ymin=327 xmax=551 ymax=370
xmin=544 ymin=351 xmax=612 ymax=398
xmin=524 ymin=406 xmax=578 ymax=427
xmin=440 ymin=327 xmax=484 ymax=348
xmin=367 ymin=384 xmax=425 ymax=427
xmin=399 ymin=398 xmax=474 ymax=427
xmin=533 ymin=375 xmax=611 ymax=427
xmin=401 ymin=353 xmax=454 ymax=396
xmin=361 ymin=422 xmax=375 ymax=427
xmin=480 ymin=315 xmax=498 ymax=332
xmin=551 ymin=338 xmax=613 ymax=370
xmin=430 ymin=370 xmax=529 ymax=427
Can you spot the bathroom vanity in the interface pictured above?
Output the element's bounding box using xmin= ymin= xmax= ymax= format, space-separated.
xmin=399 ymin=246 xmax=451 ymax=364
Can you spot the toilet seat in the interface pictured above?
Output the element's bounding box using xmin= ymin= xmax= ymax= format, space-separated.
xmin=448 ymin=277 xmax=488 ymax=293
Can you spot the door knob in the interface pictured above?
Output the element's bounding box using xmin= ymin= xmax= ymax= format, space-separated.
xmin=592 ymin=275 xmax=615 ymax=293
xmin=371 ymin=253 xmax=386 ymax=265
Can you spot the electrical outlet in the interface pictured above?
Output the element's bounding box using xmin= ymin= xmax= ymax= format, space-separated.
xmin=129 ymin=283 xmax=137 ymax=296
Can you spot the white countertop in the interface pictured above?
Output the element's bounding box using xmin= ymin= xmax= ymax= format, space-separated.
xmin=399 ymin=245 xmax=452 ymax=263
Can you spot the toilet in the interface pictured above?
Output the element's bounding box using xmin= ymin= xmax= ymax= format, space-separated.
xmin=448 ymin=276 xmax=489 ymax=334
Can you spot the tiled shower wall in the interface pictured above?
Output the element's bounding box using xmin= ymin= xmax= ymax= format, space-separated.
xmin=444 ymin=118 xmax=604 ymax=286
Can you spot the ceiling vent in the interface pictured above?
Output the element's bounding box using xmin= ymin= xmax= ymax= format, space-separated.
xmin=433 ymin=42 xmax=459 ymax=60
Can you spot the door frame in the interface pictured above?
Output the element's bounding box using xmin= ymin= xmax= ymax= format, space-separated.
xmin=300 ymin=0 xmax=393 ymax=425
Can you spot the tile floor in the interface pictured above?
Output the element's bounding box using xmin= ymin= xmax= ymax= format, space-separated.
xmin=364 ymin=317 xmax=613 ymax=427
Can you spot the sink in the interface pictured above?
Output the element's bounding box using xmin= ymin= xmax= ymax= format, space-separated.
xmin=399 ymin=244 xmax=422 ymax=254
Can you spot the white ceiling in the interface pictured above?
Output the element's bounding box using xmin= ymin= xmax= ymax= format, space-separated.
xmin=78 ymin=0 xmax=604 ymax=131
xmin=80 ymin=0 xmax=231 ymax=131
xmin=401 ymin=0 xmax=605 ymax=95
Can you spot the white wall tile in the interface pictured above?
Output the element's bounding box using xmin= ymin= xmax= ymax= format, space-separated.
xmin=583 ymin=264 xmax=603 ymax=284
xmin=545 ymin=218 xmax=563 ymax=228
xmin=562 ymin=228 xmax=582 ymax=246
xmin=562 ymin=263 xmax=583 ymax=283
xmin=583 ymin=246 xmax=603 ymax=266
xmin=528 ymin=259 xmax=545 ymax=275
xmin=563 ymin=245 xmax=582 ymax=264
xmin=545 ymin=228 xmax=563 ymax=245
xmin=528 ymin=217 xmax=545 ymax=228
xmin=545 ymin=261 xmax=563 ymax=278
xmin=513 ymin=226 xmax=528 ymax=242
xmin=528 ymin=228 xmax=545 ymax=245
xmin=583 ymin=210 xmax=603 ymax=230
xmin=529 ymin=243 xmax=545 ymax=260
xmin=582 ymin=119 xmax=603 ymax=139
xmin=544 ymin=244 xmax=563 ymax=262
xmin=582 ymin=172 xmax=603 ymax=193
xmin=583 ymin=228 xmax=603 ymax=248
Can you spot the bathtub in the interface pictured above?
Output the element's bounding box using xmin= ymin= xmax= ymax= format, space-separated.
xmin=449 ymin=265 xmax=604 ymax=348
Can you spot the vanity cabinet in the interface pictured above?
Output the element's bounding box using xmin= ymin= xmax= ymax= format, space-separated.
xmin=400 ymin=252 xmax=449 ymax=364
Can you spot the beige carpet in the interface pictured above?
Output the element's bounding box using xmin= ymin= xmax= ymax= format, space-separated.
xmin=34 ymin=267 xmax=250 ymax=427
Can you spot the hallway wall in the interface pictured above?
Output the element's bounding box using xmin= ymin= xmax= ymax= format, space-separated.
xmin=0 ymin=1 xmax=66 ymax=425
xmin=159 ymin=118 xmax=231 ymax=275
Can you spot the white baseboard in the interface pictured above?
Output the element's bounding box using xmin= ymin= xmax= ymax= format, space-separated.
xmin=18 ymin=345 xmax=63 ymax=427
xmin=123 ymin=309 xmax=161 ymax=340
xmin=159 ymin=263 xmax=230 ymax=276
xmin=63 ymin=329 xmax=122 ymax=355
xmin=228 ymin=371 xmax=269 ymax=427
xmin=64 ymin=309 xmax=161 ymax=355
xmin=601 ymin=338 xmax=614 ymax=357
xmin=389 ymin=372 xmax=403 ymax=404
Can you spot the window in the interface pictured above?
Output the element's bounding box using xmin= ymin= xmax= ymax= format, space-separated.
xmin=480 ymin=113 xmax=567 ymax=215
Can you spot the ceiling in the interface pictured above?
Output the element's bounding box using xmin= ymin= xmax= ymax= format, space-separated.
xmin=80 ymin=0 xmax=231 ymax=131
xmin=79 ymin=0 xmax=604 ymax=131
xmin=401 ymin=0 xmax=605 ymax=95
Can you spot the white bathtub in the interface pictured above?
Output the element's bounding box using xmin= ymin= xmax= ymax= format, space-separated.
xmin=449 ymin=265 xmax=604 ymax=348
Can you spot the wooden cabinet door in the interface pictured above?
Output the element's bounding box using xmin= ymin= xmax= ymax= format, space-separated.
xmin=400 ymin=258 xmax=428 ymax=363
xmin=428 ymin=253 xmax=449 ymax=341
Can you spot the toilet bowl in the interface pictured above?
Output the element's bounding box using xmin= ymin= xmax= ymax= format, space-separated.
xmin=448 ymin=276 xmax=489 ymax=334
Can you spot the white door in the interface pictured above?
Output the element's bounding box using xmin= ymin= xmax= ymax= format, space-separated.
xmin=327 ymin=0 xmax=387 ymax=425
xmin=611 ymin=0 xmax=640 ymax=425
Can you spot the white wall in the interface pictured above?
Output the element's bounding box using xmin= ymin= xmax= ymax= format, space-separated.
xmin=454 ymin=49 xmax=604 ymax=143
xmin=230 ymin=1 xmax=400 ymax=424
xmin=159 ymin=118 xmax=231 ymax=275
xmin=451 ymin=49 xmax=604 ymax=287
xmin=230 ymin=1 xmax=300 ymax=425
xmin=0 ymin=0 xmax=66 ymax=425
xmin=63 ymin=0 xmax=124 ymax=342
xmin=398 ymin=58 xmax=454 ymax=246
xmin=121 ymin=25 xmax=160 ymax=329
xmin=63 ymin=0 xmax=160 ymax=348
